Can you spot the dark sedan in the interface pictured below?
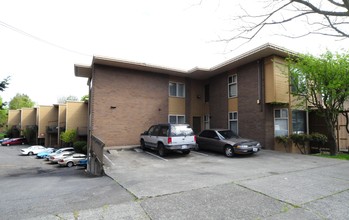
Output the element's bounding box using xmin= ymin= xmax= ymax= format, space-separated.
xmin=196 ymin=129 xmax=261 ymax=157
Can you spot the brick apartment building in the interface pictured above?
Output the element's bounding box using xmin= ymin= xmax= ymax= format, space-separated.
xmin=75 ymin=43 xmax=349 ymax=175
xmin=75 ymin=43 xmax=301 ymax=150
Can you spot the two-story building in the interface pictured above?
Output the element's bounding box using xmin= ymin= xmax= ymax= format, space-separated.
xmin=75 ymin=43 xmax=349 ymax=175
xmin=7 ymin=101 xmax=88 ymax=146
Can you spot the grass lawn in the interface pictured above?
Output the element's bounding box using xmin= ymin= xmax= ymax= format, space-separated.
xmin=313 ymin=152 xmax=349 ymax=160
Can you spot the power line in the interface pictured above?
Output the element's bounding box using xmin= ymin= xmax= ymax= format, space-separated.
xmin=0 ymin=20 xmax=92 ymax=57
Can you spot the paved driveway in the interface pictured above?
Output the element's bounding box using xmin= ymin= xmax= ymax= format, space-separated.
xmin=0 ymin=145 xmax=137 ymax=220
xmin=104 ymin=148 xmax=349 ymax=220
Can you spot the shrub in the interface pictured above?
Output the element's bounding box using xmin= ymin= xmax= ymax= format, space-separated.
xmin=73 ymin=141 xmax=87 ymax=154
xmin=310 ymin=133 xmax=328 ymax=153
xmin=310 ymin=133 xmax=328 ymax=146
xmin=60 ymin=129 xmax=77 ymax=147
xmin=290 ymin=133 xmax=311 ymax=154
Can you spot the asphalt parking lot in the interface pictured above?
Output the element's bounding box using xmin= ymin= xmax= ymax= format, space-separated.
xmin=1 ymin=145 xmax=349 ymax=219
xmin=0 ymin=145 xmax=136 ymax=220
xmin=104 ymin=148 xmax=349 ymax=220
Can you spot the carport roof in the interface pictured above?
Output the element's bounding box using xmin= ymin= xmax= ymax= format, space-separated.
xmin=74 ymin=43 xmax=296 ymax=80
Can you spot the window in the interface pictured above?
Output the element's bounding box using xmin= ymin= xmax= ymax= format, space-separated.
xmin=147 ymin=126 xmax=157 ymax=135
xmin=204 ymin=84 xmax=210 ymax=102
xmin=169 ymin=82 xmax=185 ymax=97
xmin=159 ymin=125 xmax=169 ymax=137
xmin=169 ymin=115 xmax=185 ymax=124
xmin=204 ymin=114 xmax=210 ymax=129
xmin=228 ymin=75 xmax=237 ymax=98
xmin=274 ymin=109 xmax=288 ymax=137
xmin=199 ymin=130 xmax=218 ymax=139
xmin=228 ymin=112 xmax=238 ymax=134
xmin=292 ymin=110 xmax=306 ymax=134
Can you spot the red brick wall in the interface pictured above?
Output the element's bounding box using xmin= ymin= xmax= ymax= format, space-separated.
xmin=206 ymin=60 xmax=274 ymax=149
xmin=209 ymin=73 xmax=228 ymax=129
xmin=238 ymin=61 xmax=264 ymax=147
xmin=91 ymin=65 xmax=169 ymax=147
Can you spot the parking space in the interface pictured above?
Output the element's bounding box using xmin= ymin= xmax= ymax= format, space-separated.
xmin=104 ymin=148 xmax=349 ymax=219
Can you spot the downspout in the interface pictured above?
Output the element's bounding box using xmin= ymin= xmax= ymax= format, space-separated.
xmin=87 ymin=73 xmax=93 ymax=174
xmin=257 ymin=59 xmax=264 ymax=112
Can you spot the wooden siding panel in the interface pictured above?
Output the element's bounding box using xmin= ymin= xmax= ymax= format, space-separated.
xmin=169 ymin=97 xmax=186 ymax=115
xmin=265 ymin=56 xmax=289 ymax=104
xmin=228 ymin=98 xmax=238 ymax=112
xmin=264 ymin=58 xmax=275 ymax=103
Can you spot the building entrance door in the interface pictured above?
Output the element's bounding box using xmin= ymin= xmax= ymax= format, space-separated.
xmin=193 ymin=116 xmax=201 ymax=134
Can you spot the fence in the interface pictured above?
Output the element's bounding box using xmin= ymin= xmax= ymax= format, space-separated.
xmin=87 ymin=135 xmax=105 ymax=176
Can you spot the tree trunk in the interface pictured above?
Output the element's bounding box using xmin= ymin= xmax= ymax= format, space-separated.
xmin=327 ymin=122 xmax=338 ymax=156
xmin=323 ymin=110 xmax=338 ymax=156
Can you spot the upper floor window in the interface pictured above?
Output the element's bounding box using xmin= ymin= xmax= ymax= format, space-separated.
xmin=228 ymin=75 xmax=237 ymax=98
xmin=204 ymin=84 xmax=210 ymax=102
xmin=169 ymin=82 xmax=185 ymax=97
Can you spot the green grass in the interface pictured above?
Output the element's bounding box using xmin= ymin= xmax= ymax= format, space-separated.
xmin=313 ymin=152 xmax=349 ymax=160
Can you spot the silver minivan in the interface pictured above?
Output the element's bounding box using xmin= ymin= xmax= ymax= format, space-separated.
xmin=140 ymin=124 xmax=197 ymax=156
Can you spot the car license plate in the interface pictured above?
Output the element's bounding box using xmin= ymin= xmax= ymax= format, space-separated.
xmin=253 ymin=148 xmax=258 ymax=152
xmin=182 ymin=145 xmax=188 ymax=149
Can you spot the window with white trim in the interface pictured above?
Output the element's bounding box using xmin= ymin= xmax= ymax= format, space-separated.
xmin=228 ymin=75 xmax=237 ymax=98
xmin=169 ymin=82 xmax=185 ymax=97
xmin=292 ymin=110 xmax=306 ymax=134
xmin=228 ymin=112 xmax=238 ymax=134
xmin=204 ymin=114 xmax=210 ymax=129
xmin=169 ymin=115 xmax=185 ymax=124
xmin=274 ymin=109 xmax=288 ymax=137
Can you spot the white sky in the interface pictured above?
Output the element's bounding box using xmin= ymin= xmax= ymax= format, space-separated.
xmin=0 ymin=0 xmax=348 ymax=106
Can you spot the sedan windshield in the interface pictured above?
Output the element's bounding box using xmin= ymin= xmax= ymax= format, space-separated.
xmin=217 ymin=130 xmax=239 ymax=139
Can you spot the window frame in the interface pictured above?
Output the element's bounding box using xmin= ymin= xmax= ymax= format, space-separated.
xmin=292 ymin=110 xmax=306 ymax=134
xmin=169 ymin=82 xmax=185 ymax=98
xmin=228 ymin=111 xmax=238 ymax=134
xmin=204 ymin=114 xmax=210 ymax=129
xmin=168 ymin=115 xmax=186 ymax=124
xmin=228 ymin=74 xmax=238 ymax=98
xmin=274 ymin=108 xmax=289 ymax=137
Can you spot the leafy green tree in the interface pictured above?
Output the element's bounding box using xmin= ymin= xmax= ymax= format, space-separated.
xmin=60 ymin=129 xmax=77 ymax=147
xmin=0 ymin=76 xmax=10 ymax=93
xmin=287 ymin=50 xmax=349 ymax=155
xmin=0 ymin=97 xmax=8 ymax=127
xmin=9 ymin=93 xmax=35 ymax=110
xmin=0 ymin=76 xmax=10 ymax=109
xmin=81 ymin=95 xmax=89 ymax=102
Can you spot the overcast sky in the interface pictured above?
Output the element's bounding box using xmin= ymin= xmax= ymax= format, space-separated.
xmin=0 ymin=0 xmax=348 ymax=106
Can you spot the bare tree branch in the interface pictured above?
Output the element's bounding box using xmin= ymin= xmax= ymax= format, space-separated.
xmin=225 ymin=0 xmax=349 ymax=43
xmin=292 ymin=0 xmax=349 ymax=16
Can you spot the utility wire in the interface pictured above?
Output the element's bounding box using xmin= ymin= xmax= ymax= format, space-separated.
xmin=0 ymin=20 xmax=92 ymax=57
